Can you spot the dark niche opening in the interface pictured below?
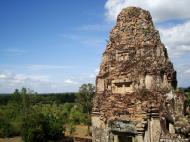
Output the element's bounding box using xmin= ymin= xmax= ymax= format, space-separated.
xmin=118 ymin=136 xmax=133 ymax=142
xmin=114 ymin=82 xmax=132 ymax=88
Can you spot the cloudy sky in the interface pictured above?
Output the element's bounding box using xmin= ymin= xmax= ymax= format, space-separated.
xmin=0 ymin=0 xmax=190 ymax=93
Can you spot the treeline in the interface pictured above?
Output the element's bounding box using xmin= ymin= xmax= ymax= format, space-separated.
xmin=178 ymin=86 xmax=190 ymax=93
xmin=0 ymin=92 xmax=76 ymax=105
xmin=0 ymin=83 xmax=95 ymax=142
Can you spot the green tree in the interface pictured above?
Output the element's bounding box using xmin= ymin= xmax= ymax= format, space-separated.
xmin=76 ymin=83 xmax=95 ymax=135
xmin=22 ymin=111 xmax=64 ymax=142
xmin=77 ymin=83 xmax=95 ymax=114
xmin=11 ymin=88 xmax=64 ymax=142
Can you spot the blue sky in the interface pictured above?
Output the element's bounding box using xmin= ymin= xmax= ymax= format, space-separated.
xmin=1 ymin=0 xmax=190 ymax=93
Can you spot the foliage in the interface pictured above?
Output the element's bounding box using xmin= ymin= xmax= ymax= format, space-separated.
xmin=22 ymin=111 xmax=64 ymax=142
xmin=32 ymin=93 xmax=76 ymax=104
xmin=0 ymin=114 xmax=14 ymax=137
xmin=0 ymin=92 xmax=77 ymax=105
xmin=0 ymin=101 xmax=21 ymax=137
xmin=77 ymin=83 xmax=95 ymax=114
xmin=76 ymin=83 xmax=95 ymax=135
xmin=0 ymin=84 xmax=95 ymax=139
xmin=0 ymin=95 xmax=10 ymax=105
xmin=13 ymin=88 xmax=64 ymax=142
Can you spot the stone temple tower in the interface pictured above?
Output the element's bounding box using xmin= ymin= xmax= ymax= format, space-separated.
xmin=92 ymin=7 xmax=190 ymax=142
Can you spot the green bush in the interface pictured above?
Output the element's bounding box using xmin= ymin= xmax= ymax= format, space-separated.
xmin=45 ymin=115 xmax=64 ymax=140
xmin=0 ymin=115 xmax=14 ymax=137
xmin=22 ymin=112 xmax=64 ymax=142
xmin=0 ymin=103 xmax=22 ymax=137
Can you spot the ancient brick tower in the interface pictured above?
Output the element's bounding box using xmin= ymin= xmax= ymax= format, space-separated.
xmin=92 ymin=7 xmax=190 ymax=142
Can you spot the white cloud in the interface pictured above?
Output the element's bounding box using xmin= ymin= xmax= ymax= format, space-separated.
xmin=0 ymin=72 xmax=80 ymax=93
xmin=0 ymin=71 xmax=86 ymax=93
xmin=64 ymin=79 xmax=78 ymax=85
xmin=0 ymin=65 xmax=97 ymax=93
xmin=180 ymin=65 xmax=190 ymax=76
xmin=0 ymin=74 xmax=7 ymax=79
xmin=184 ymin=69 xmax=190 ymax=74
xmin=105 ymin=0 xmax=190 ymax=22
xmin=159 ymin=20 xmax=190 ymax=58
xmin=0 ymin=72 xmax=49 ymax=84
xmin=0 ymin=71 xmax=51 ymax=93
xmin=175 ymin=65 xmax=190 ymax=87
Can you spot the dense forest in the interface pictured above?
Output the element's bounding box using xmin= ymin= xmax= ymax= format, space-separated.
xmin=0 ymin=83 xmax=95 ymax=142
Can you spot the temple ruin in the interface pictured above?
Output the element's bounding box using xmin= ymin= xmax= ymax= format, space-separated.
xmin=92 ymin=7 xmax=190 ymax=142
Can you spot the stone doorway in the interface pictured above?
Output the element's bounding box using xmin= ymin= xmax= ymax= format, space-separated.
xmin=113 ymin=132 xmax=135 ymax=142
xmin=110 ymin=121 xmax=137 ymax=142
xmin=118 ymin=136 xmax=133 ymax=142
